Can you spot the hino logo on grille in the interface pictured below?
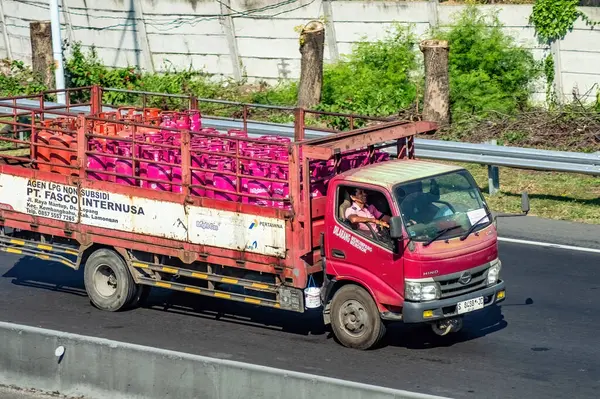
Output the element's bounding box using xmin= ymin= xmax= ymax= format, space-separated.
xmin=458 ymin=271 xmax=472 ymax=285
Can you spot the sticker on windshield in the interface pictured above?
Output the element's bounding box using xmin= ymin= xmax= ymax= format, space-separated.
xmin=467 ymin=208 xmax=489 ymax=226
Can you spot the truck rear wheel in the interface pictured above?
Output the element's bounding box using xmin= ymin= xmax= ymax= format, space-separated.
xmin=83 ymin=248 xmax=137 ymax=312
xmin=330 ymin=284 xmax=386 ymax=350
xmin=126 ymin=284 xmax=151 ymax=309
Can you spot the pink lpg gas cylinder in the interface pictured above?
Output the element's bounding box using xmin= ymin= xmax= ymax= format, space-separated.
xmin=173 ymin=113 xmax=191 ymax=144
xmin=242 ymin=165 xmax=270 ymax=207
xmin=140 ymin=147 xmax=172 ymax=192
xmin=168 ymin=138 xmax=182 ymax=165
xmin=101 ymin=139 xmax=119 ymax=183
xmin=298 ymin=162 xmax=325 ymax=200
xmin=189 ymin=141 xmax=207 ymax=198
xmin=86 ymin=139 xmax=109 ymax=181
xmin=186 ymin=109 xmax=201 ymax=132
xmin=310 ymin=177 xmax=327 ymax=199
xmin=272 ymin=184 xmax=290 ymax=210
xmin=115 ymin=144 xmax=137 ymax=187
xmin=271 ymin=167 xmax=290 ymax=210
xmin=190 ymin=169 xmax=206 ymax=197
xmin=159 ymin=113 xmax=178 ymax=143
xmin=203 ymin=156 xmax=219 ymax=199
xmin=171 ymin=154 xmax=183 ymax=194
xmin=176 ymin=113 xmax=190 ymax=130
xmin=210 ymin=157 xmax=239 ymax=202
xmin=180 ymin=145 xmax=207 ymax=198
xmin=190 ymin=143 xmax=205 ymax=173
xmin=375 ymin=150 xmax=390 ymax=163
xmin=227 ymin=129 xmax=247 ymax=152
xmin=268 ymin=150 xmax=289 ymax=209
xmin=208 ymin=139 xmax=225 ymax=154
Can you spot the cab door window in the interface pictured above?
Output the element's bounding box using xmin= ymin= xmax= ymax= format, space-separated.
xmin=336 ymin=185 xmax=394 ymax=249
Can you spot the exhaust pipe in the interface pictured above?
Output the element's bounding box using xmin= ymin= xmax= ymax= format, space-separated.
xmin=431 ymin=317 xmax=463 ymax=336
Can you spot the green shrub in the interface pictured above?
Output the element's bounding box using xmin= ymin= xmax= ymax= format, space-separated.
xmin=64 ymin=42 xmax=248 ymax=109
xmin=0 ymin=59 xmax=47 ymax=97
xmin=316 ymin=23 xmax=420 ymax=125
xmin=432 ymin=7 xmax=542 ymax=119
xmin=64 ymin=42 xmax=142 ymax=104
xmin=249 ymin=80 xmax=297 ymax=106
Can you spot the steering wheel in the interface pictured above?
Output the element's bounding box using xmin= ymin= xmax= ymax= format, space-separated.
xmin=365 ymin=222 xmax=391 ymax=243
xmin=365 ymin=223 xmax=379 ymax=241
xmin=432 ymin=200 xmax=456 ymax=213
xmin=377 ymin=223 xmax=392 ymax=243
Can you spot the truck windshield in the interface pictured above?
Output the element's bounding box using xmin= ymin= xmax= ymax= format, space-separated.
xmin=393 ymin=169 xmax=491 ymax=242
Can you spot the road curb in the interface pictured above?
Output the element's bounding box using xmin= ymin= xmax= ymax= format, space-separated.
xmin=0 ymin=321 xmax=451 ymax=399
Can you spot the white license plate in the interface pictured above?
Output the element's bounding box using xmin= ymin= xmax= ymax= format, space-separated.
xmin=456 ymin=296 xmax=484 ymax=314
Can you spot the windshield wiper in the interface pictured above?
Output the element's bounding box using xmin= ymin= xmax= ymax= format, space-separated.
xmin=460 ymin=210 xmax=492 ymax=241
xmin=423 ymin=225 xmax=463 ymax=247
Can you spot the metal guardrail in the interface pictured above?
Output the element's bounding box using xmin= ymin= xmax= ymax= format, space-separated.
xmin=195 ymin=117 xmax=600 ymax=195
xmin=0 ymin=321 xmax=451 ymax=399
xmin=200 ymin=118 xmax=600 ymax=171
xmin=2 ymin=99 xmax=599 ymax=193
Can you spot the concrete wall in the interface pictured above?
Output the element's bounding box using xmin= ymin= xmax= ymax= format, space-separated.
xmin=0 ymin=0 xmax=599 ymax=103
xmin=0 ymin=321 xmax=448 ymax=399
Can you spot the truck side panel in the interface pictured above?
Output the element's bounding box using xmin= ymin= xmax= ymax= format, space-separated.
xmin=0 ymin=172 xmax=287 ymax=259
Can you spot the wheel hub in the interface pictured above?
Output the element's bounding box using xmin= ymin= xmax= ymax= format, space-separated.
xmin=340 ymin=300 xmax=367 ymax=336
xmin=94 ymin=264 xmax=118 ymax=298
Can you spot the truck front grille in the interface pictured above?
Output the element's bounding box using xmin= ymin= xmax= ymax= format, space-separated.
xmin=433 ymin=262 xmax=491 ymax=298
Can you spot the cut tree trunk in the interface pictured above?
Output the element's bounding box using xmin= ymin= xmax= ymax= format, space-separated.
xmin=419 ymin=39 xmax=450 ymax=126
xmin=297 ymin=20 xmax=325 ymax=109
xmin=30 ymin=21 xmax=55 ymax=88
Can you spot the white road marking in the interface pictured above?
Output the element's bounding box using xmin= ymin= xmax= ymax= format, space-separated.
xmin=498 ymin=237 xmax=600 ymax=254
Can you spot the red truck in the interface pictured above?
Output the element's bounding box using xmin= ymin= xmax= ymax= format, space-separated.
xmin=0 ymin=86 xmax=528 ymax=350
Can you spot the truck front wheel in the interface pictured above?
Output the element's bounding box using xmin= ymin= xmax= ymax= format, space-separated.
xmin=330 ymin=284 xmax=386 ymax=350
xmin=83 ymin=248 xmax=137 ymax=312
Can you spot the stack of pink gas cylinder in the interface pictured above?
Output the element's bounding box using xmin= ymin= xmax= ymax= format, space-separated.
xmin=36 ymin=108 xmax=390 ymax=210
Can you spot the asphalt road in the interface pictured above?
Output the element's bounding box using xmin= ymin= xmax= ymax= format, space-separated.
xmin=495 ymin=215 xmax=600 ymax=250
xmin=1 ymin=229 xmax=599 ymax=398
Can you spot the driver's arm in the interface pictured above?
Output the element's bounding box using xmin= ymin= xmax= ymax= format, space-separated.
xmin=345 ymin=207 xmax=387 ymax=228
xmin=347 ymin=214 xmax=387 ymax=227
xmin=367 ymin=204 xmax=390 ymax=224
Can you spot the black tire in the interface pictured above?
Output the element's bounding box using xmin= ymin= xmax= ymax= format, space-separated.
xmin=330 ymin=284 xmax=386 ymax=350
xmin=126 ymin=284 xmax=151 ymax=309
xmin=83 ymin=248 xmax=137 ymax=312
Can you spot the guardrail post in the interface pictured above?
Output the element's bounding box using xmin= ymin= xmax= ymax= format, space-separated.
xmin=487 ymin=139 xmax=500 ymax=195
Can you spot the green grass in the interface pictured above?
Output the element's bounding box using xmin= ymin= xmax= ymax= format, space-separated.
xmin=0 ymin=146 xmax=596 ymax=224
xmin=442 ymin=161 xmax=600 ymax=224
xmin=0 ymin=147 xmax=29 ymax=157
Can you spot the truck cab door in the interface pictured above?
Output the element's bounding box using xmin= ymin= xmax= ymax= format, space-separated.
xmin=326 ymin=183 xmax=404 ymax=296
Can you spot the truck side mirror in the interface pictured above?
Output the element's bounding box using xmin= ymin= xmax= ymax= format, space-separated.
xmin=521 ymin=191 xmax=530 ymax=215
xmin=389 ymin=216 xmax=404 ymax=239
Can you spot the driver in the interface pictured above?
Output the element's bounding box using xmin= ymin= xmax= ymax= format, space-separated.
xmin=402 ymin=192 xmax=445 ymax=225
xmin=345 ymin=188 xmax=390 ymax=232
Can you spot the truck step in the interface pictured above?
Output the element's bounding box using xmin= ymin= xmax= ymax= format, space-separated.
xmin=130 ymin=260 xmax=279 ymax=294
xmin=0 ymin=236 xmax=77 ymax=269
xmin=137 ymin=276 xmax=282 ymax=309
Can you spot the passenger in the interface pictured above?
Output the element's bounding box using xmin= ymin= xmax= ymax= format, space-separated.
xmin=345 ymin=188 xmax=390 ymax=232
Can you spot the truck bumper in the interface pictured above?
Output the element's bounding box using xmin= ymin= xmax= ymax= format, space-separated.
xmin=401 ymin=280 xmax=506 ymax=324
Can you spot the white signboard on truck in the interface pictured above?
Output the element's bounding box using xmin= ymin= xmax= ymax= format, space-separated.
xmin=0 ymin=174 xmax=286 ymax=258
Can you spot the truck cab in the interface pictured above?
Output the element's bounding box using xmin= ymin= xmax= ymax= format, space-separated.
xmin=322 ymin=159 xmax=513 ymax=349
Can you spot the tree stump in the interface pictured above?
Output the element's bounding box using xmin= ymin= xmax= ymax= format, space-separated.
xmin=30 ymin=21 xmax=55 ymax=88
xmin=297 ymin=20 xmax=325 ymax=109
xmin=419 ymin=39 xmax=450 ymax=126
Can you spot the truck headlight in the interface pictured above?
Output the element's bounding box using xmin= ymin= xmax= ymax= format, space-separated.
xmin=487 ymin=260 xmax=502 ymax=285
xmin=405 ymin=281 xmax=441 ymax=301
